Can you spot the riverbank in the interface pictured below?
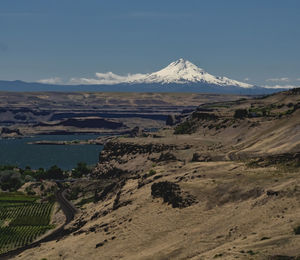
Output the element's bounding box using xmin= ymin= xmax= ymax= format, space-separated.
xmin=27 ymin=135 xmax=114 ymax=146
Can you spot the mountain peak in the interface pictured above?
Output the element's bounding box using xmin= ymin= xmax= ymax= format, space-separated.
xmin=68 ymin=59 xmax=253 ymax=88
xmin=172 ymin=58 xmax=191 ymax=65
xmin=138 ymin=59 xmax=252 ymax=88
xmin=168 ymin=58 xmax=204 ymax=71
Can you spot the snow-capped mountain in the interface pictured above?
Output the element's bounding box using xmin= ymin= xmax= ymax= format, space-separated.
xmin=70 ymin=58 xmax=253 ymax=88
xmin=135 ymin=58 xmax=253 ymax=88
xmin=4 ymin=58 xmax=288 ymax=94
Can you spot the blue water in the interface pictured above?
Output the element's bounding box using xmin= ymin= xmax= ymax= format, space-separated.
xmin=0 ymin=135 xmax=104 ymax=170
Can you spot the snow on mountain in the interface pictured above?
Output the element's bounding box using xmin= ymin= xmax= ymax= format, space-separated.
xmin=69 ymin=58 xmax=253 ymax=88
xmin=139 ymin=58 xmax=253 ymax=88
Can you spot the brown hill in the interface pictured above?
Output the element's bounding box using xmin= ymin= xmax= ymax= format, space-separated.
xmin=14 ymin=89 xmax=300 ymax=260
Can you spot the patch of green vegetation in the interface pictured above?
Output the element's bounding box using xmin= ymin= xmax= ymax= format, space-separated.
xmin=174 ymin=120 xmax=197 ymax=134
xmin=0 ymin=165 xmax=17 ymax=171
xmin=0 ymin=164 xmax=70 ymax=192
xmin=148 ymin=169 xmax=156 ymax=176
xmin=280 ymin=109 xmax=294 ymax=116
xmin=248 ymin=106 xmax=271 ymax=117
xmin=0 ymin=169 xmax=23 ymax=192
xmin=142 ymin=169 xmax=157 ymax=179
xmin=71 ymin=162 xmax=92 ymax=178
xmin=0 ymin=192 xmax=37 ymax=203
xmin=214 ymin=253 xmax=223 ymax=258
xmin=0 ymin=192 xmax=54 ymax=254
xmin=25 ymin=186 xmax=36 ymax=196
xmin=0 ymin=226 xmax=53 ymax=253
xmin=191 ymin=112 xmax=218 ymax=120
xmin=234 ymin=109 xmax=249 ymax=119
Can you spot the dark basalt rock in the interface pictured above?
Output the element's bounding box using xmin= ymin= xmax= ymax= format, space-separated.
xmin=267 ymin=190 xmax=279 ymax=196
xmin=95 ymin=240 xmax=107 ymax=248
xmin=154 ymin=152 xmax=177 ymax=162
xmin=127 ymin=126 xmax=142 ymax=137
xmin=191 ymin=152 xmax=212 ymax=162
xmin=37 ymin=117 xmax=125 ymax=129
xmin=249 ymin=153 xmax=300 ymax=168
xmin=100 ymin=167 xmax=129 ymax=179
xmin=99 ymin=141 xmax=177 ymax=163
xmin=151 ymin=181 xmax=196 ymax=208
xmin=1 ymin=127 xmax=22 ymax=135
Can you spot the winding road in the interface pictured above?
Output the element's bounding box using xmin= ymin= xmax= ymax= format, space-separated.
xmin=0 ymin=186 xmax=78 ymax=260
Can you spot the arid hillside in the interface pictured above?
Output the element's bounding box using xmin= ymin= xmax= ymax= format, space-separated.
xmin=13 ymin=89 xmax=300 ymax=260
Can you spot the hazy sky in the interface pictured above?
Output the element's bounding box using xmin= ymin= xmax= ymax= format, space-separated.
xmin=0 ymin=0 xmax=299 ymax=87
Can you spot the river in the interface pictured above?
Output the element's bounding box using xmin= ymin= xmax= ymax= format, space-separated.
xmin=0 ymin=134 xmax=103 ymax=170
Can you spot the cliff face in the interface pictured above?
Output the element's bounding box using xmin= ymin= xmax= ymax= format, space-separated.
xmin=2 ymin=92 xmax=233 ymax=136
xmin=0 ymin=127 xmax=22 ymax=138
xmin=93 ymin=140 xmax=180 ymax=179
xmin=37 ymin=117 xmax=125 ymax=129
xmin=99 ymin=141 xmax=177 ymax=162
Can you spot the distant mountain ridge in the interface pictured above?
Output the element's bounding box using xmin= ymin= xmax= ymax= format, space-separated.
xmin=71 ymin=58 xmax=253 ymax=88
xmin=0 ymin=59 xmax=292 ymax=94
xmin=0 ymin=80 xmax=285 ymax=94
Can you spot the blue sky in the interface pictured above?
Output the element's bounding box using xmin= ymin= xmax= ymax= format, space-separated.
xmin=0 ymin=0 xmax=299 ymax=87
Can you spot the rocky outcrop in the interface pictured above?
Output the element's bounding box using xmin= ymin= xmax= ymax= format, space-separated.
xmin=0 ymin=127 xmax=22 ymax=138
xmin=125 ymin=126 xmax=143 ymax=137
xmin=99 ymin=141 xmax=177 ymax=163
xmin=191 ymin=152 xmax=212 ymax=162
xmin=37 ymin=117 xmax=125 ymax=129
xmin=94 ymin=140 xmax=178 ymax=179
xmin=151 ymin=181 xmax=196 ymax=208
xmin=154 ymin=152 xmax=178 ymax=162
xmin=247 ymin=152 xmax=300 ymax=167
xmin=96 ymin=166 xmax=129 ymax=179
xmin=166 ymin=114 xmax=185 ymax=126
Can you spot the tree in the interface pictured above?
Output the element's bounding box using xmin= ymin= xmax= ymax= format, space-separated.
xmin=0 ymin=171 xmax=23 ymax=191
xmin=72 ymin=162 xmax=91 ymax=178
xmin=45 ymin=165 xmax=65 ymax=180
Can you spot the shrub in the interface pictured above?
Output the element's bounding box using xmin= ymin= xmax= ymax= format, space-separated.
xmin=0 ymin=165 xmax=17 ymax=171
xmin=72 ymin=162 xmax=91 ymax=178
xmin=174 ymin=120 xmax=197 ymax=134
xmin=148 ymin=169 xmax=156 ymax=176
xmin=234 ymin=109 xmax=248 ymax=119
xmin=0 ymin=171 xmax=23 ymax=191
xmin=294 ymin=225 xmax=300 ymax=235
xmin=45 ymin=165 xmax=65 ymax=180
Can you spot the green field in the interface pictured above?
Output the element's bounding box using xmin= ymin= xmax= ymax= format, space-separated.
xmin=0 ymin=192 xmax=54 ymax=254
